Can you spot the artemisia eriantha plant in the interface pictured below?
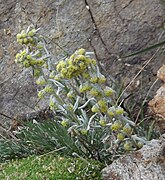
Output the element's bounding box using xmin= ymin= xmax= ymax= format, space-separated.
xmin=15 ymin=26 xmax=146 ymax=162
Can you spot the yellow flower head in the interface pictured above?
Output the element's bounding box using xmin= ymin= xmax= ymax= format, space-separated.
xmin=90 ymin=76 xmax=98 ymax=83
xmin=98 ymin=74 xmax=106 ymax=83
xmin=49 ymin=71 xmax=55 ymax=79
xmin=61 ymin=120 xmax=68 ymax=127
xmin=36 ymin=60 xmax=45 ymax=67
xmin=117 ymin=133 xmax=125 ymax=141
xmin=80 ymin=129 xmax=88 ymax=135
xmin=98 ymin=99 xmax=107 ymax=107
xmin=115 ymin=106 xmax=124 ymax=115
xmin=43 ymin=85 xmax=54 ymax=93
xmin=54 ymin=75 xmax=60 ymax=81
xmin=15 ymin=53 xmax=20 ymax=59
xmin=33 ymin=69 xmax=41 ymax=77
xmin=78 ymin=48 xmax=86 ymax=55
xmin=91 ymin=104 xmax=100 ymax=113
xmin=23 ymin=60 xmax=30 ymax=68
xmin=16 ymin=33 xmax=22 ymax=39
xmin=26 ymin=55 xmax=32 ymax=60
xmin=107 ymin=107 xmax=115 ymax=117
xmin=79 ymin=83 xmax=92 ymax=93
xmin=90 ymin=88 xmax=101 ymax=97
xmin=137 ymin=142 xmax=144 ymax=148
xmin=38 ymin=90 xmax=45 ymax=99
xmin=99 ymin=119 xmax=106 ymax=126
xmin=56 ymin=60 xmax=66 ymax=71
xmin=91 ymin=59 xmax=97 ymax=65
xmin=124 ymin=142 xmax=132 ymax=151
xmin=67 ymin=91 xmax=74 ymax=99
xmin=123 ymin=124 xmax=132 ymax=135
xmin=36 ymin=76 xmax=46 ymax=85
xmin=28 ymin=29 xmax=36 ymax=37
xmin=82 ymin=72 xmax=90 ymax=79
xmin=23 ymin=38 xmax=28 ymax=44
xmin=111 ymin=121 xmax=122 ymax=131
xmin=104 ymin=86 xmax=115 ymax=96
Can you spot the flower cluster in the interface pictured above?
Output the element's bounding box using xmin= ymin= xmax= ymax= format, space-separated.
xmin=15 ymin=27 xmax=48 ymax=75
xmin=15 ymin=27 xmax=147 ymax=163
xmin=15 ymin=50 xmax=45 ymax=68
xmin=56 ymin=49 xmax=96 ymax=79
xmin=16 ymin=29 xmax=36 ymax=45
xmin=49 ymin=49 xmax=145 ymax=151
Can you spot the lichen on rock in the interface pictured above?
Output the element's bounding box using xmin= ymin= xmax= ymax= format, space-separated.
xmin=102 ymin=135 xmax=165 ymax=180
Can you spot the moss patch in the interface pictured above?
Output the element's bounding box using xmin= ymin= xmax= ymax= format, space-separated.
xmin=0 ymin=154 xmax=103 ymax=179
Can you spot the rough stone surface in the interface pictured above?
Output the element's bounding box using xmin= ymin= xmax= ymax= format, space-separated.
xmin=102 ymin=135 xmax=165 ymax=180
xmin=0 ymin=0 xmax=165 ymax=123
xmin=157 ymin=65 xmax=165 ymax=83
xmin=149 ymin=65 xmax=165 ymax=119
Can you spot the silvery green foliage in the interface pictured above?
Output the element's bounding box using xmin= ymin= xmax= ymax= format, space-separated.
xmin=14 ymin=27 xmax=147 ymax=162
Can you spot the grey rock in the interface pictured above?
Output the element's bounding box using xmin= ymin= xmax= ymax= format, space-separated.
xmin=102 ymin=135 xmax=165 ymax=180
xmin=0 ymin=0 xmax=165 ymax=123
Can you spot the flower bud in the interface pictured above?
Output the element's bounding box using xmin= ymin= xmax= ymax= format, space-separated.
xmin=99 ymin=119 xmax=106 ymax=126
xmin=90 ymin=88 xmax=101 ymax=97
xmin=17 ymin=39 xmax=23 ymax=44
xmin=137 ymin=142 xmax=144 ymax=148
xmin=78 ymin=48 xmax=86 ymax=55
xmin=79 ymin=84 xmax=91 ymax=93
xmin=80 ymin=129 xmax=88 ymax=135
xmin=28 ymin=30 xmax=35 ymax=37
xmin=54 ymin=75 xmax=60 ymax=81
xmin=124 ymin=142 xmax=132 ymax=151
xmin=67 ymin=91 xmax=74 ymax=99
xmin=34 ymin=69 xmax=41 ymax=77
xmin=90 ymin=76 xmax=98 ymax=83
xmin=49 ymin=100 xmax=56 ymax=110
xmin=23 ymin=60 xmax=30 ymax=68
xmin=98 ymin=99 xmax=107 ymax=107
xmin=104 ymin=86 xmax=115 ymax=96
xmin=44 ymin=85 xmax=54 ymax=93
xmin=23 ymin=38 xmax=28 ymax=44
xmin=91 ymin=59 xmax=96 ymax=65
xmin=16 ymin=33 xmax=22 ymax=39
xmin=123 ymin=124 xmax=132 ymax=135
xmin=36 ymin=76 xmax=46 ymax=85
xmin=22 ymin=33 xmax=27 ymax=38
xmin=61 ymin=120 xmax=68 ymax=127
xmin=67 ymin=104 xmax=74 ymax=112
xmin=49 ymin=71 xmax=55 ymax=79
xmin=115 ymin=106 xmax=124 ymax=115
xmin=107 ymin=107 xmax=115 ymax=117
xmin=98 ymin=74 xmax=106 ymax=83
xmin=111 ymin=121 xmax=122 ymax=131
xmin=91 ymin=104 xmax=100 ymax=113
xmin=15 ymin=53 xmax=20 ymax=59
xmin=36 ymin=60 xmax=45 ymax=67
xmin=98 ymin=99 xmax=108 ymax=113
xmin=38 ymin=90 xmax=45 ymax=99
xmin=117 ymin=133 xmax=125 ymax=141
xmin=28 ymin=37 xmax=34 ymax=43
xmin=26 ymin=55 xmax=32 ymax=60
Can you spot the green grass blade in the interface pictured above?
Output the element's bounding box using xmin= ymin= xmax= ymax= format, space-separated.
xmin=122 ymin=40 xmax=165 ymax=58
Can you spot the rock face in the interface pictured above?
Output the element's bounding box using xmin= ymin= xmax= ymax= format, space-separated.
xmin=102 ymin=135 xmax=165 ymax=180
xmin=0 ymin=0 xmax=165 ymax=123
xmin=149 ymin=65 xmax=165 ymax=119
xmin=148 ymin=65 xmax=165 ymax=133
